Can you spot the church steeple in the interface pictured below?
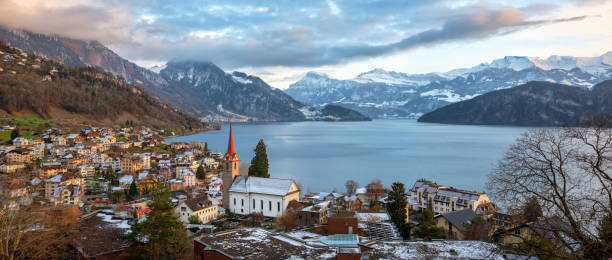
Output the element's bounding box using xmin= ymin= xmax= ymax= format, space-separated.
xmin=224 ymin=118 xmax=237 ymax=162
xmin=222 ymin=114 xmax=242 ymax=209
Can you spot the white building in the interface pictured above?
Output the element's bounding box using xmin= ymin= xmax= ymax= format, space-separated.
xmin=174 ymin=196 xmax=219 ymax=224
xmin=407 ymin=179 xmax=491 ymax=215
xmin=228 ymin=176 xmax=301 ymax=218
xmin=78 ymin=164 xmax=95 ymax=178
xmin=178 ymin=169 xmax=196 ymax=188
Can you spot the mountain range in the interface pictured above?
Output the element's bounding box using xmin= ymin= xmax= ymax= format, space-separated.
xmin=0 ymin=28 xmax=369 ymax=122
xmin=285 ymin=54 xmax=612 ymax=119
xmin=418 ymin=80 xmax=612 ymax=126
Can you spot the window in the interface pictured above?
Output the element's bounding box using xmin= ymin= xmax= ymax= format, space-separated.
xmin=253 ymin=199 xmax=255 ymax=208
xmin=261 ymin=200 xmax=263 ymax=210
xmin=233 ymin=198 xmax=236 ymax=205
xmin=241 ymin=199 xmax=244 ymax=206
xmin=515 ymin=229 xmax=521 ymax=235
xmin=278 ymin=202 xmax=281 ymax=212
xmin=269 ymin=201 xmax=272 ymax=211
xmin=181 ymin=207 xmax=186 ymax=212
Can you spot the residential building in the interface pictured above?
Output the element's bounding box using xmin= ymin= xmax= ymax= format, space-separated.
xmin=178 ymin=168 xmax=196 ymax=188
xmin=44 ymin=173 xmax=85 ymax=199
xmin=408 ymin=179 xmax=491 ymax=214
xmin=5 ymin=148 xmax=33 ymax=163
xmin=175 ymin=196 xmax=219 ymax=224
xmin=78 ymin=164 xmax=95 ymax=178
xmin=0 ymin=163 xmax=25 ymax=173
xmin=49 ymin=185 xmax=81 ymax=206
xmin=38 ymin=162 xmax=67 ymax=178
xmin=298 ymin=200 xmax=330 ymax=227
xmin=120 ymin=156 xmax=143 ymax=174
xmin=434 ymin=209 xmax=482 ymax=240
xmin=12 ymin=137 xmax=28 ymax=148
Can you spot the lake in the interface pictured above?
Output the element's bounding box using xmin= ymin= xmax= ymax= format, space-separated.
xmin=167 ymin=120 xmax=531 ymax=193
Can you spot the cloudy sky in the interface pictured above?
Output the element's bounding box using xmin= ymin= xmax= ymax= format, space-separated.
xmin=1 ymin=0 xmax=611 ymax=88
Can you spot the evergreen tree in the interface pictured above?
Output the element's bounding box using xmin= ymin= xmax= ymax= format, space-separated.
xmin=523 ymin=196 xmax=543 ymax=222
xmin=10 ymin=128 xmax=19 ymax=141
xmin=387 ymin=182 xmax=410 ymax=239
xmin=204 ymin=142 xmax=208 ymax=154
xmin=412 ymin=198 xmax=446 ymax=240
xmin=126 ymin=183 xmax=191 ymax=259
xmin=248 ymin=139 xmax=269 ymax=178
xmin=129 ymin=181 xmax=138 ymax=199
xmin=196 ymin=165 xmax=206 ymax=180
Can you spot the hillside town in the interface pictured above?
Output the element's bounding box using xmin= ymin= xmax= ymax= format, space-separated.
xmin=0 ymin=117 xmax=572 ymax=259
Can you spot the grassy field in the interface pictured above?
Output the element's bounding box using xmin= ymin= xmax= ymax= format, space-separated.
xmin=0 ymin=115 xmax=58 ymax=141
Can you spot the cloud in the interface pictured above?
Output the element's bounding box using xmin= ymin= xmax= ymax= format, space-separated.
xmin=0 ymin=0 xmax=596 ymax=70
xmin=0 ymin=0 xmax=132 ymax=44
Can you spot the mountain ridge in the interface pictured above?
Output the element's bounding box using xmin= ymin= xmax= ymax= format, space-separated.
xmin=417 ymin=80 xmax=612 ymax=126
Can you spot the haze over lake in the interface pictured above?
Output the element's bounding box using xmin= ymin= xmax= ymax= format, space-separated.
xmin=167 ymin=120 xmax=530 ymax=193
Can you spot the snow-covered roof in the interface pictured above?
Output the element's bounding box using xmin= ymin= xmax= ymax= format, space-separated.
xmin=301 ymin=200 xmax=330 ymax=212
xmin=47 ymin=174 xmax=63 ymax=183
xmin=229 ymin=176 xmax=297 ymax=196
xmin=30 ymin=177 xmax=41 ymax=185
xmin=356 ymin=212 xmax=391 ymax=223
xmin=138 ymin=171 xmax=149 ymax=180
xmin=356 ymin=187 xmax=366 ymax=194
xmin=119 ymin=175 xmax=133 ymax=186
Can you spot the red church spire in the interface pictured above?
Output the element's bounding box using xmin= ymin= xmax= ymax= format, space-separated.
xmin=224 ymin=114 xmax=237 ymax=161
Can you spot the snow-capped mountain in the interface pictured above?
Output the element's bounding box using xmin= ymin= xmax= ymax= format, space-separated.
xmin=285 ymin=53 xmax=612 ymax=119
xmin=354 ymin=68 xmax=448 ymax=86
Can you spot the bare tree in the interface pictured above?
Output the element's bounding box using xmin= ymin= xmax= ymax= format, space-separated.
xmin=487 ymin=120 xmax=612 ymax=257
xmin=345 ymin=180 xmax=359 ymax=196
xmin=366 ymin=179 xmax=385 ymax=203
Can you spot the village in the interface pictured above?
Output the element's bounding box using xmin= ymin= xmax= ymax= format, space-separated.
xmin=0 ymin=119 xmax=561 ymax=259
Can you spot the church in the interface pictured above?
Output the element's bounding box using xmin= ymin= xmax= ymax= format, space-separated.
xmin=222 ymin=120 xmax=300 ymax=218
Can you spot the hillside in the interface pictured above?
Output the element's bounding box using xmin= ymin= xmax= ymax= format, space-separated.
xmin=417 ymin=80 xmax=612 ymax=126
xmin=320 ymin=105 xmax=371 ymax=121
xmin=0 ymin=41 xmax=207 ymax=132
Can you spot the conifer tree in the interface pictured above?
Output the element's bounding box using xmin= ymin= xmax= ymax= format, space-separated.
xmin=412 ymin=198 xmax=446 ymax=240
xmin=387 ymin=182 xmax=410 ymax=239
xmin=249 ymin=139 xmax=269 ymax=178
xmin=10 ymin=128 xmax=19 ymax=141
xmin=129 ymin=181 xmax=138 ymax=199
xmin=196 ymin=165 xmax=206 ymax=180
xmin=126 ymin=183 xmax=191 ymax=259
xmin=523 ymin=196 xmax=543 ymax=222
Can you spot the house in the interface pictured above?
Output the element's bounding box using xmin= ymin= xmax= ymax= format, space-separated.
xmin=298 ymin=200 xmax=330 ymax=227
xmin=5 ymin=148 xmax=33 ymax=163
xmin=167 ymin=179 xmax=183 ymax=191
xmin=120 ymin=155 xmax=143 ymax=174
xmin=0 ymin=163 xmax=25 ymax=173
xmin=136 ymin=171 xmax=157 ymax=195
xmin=435 ymin=208 xmax=480 ymax=240
xmin=408 ymin=179 xmax=491 ymax=214
xmin=492 ymin=217 xmax=578 ymax=252
xmin=52 ymin=136 xmax=66 ymax=146
xmin=66 ymin=134 xmax=84 ymax=144
xmin=78 ymin=164 xmax=96 ymax=178
xmin=44 ymin=173 xmax=85 ymax=199
xmin=50 ymin=185 xmax=81 ymax=206
xmin=12 ymin=137 xmax=28 ymax=148
xmin=178 ymin=168 xmax=196 ymax=188
xmin=328 ymin=212 xmax=359 ymax=235
xmin=175 ymin=195 xmax=219 ymax=224
xmin=340 ymin=195 xmax=362 ymax=211
xmin=38 ymin=162 xmax=67 ymax=178
xmin=228 ymin=176 xmax=301 ymax=218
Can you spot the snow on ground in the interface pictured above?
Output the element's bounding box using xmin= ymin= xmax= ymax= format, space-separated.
xmin=96 ymin=213 xmax=131 ymax=229
xmin=286 ymin=231 xmax=322 ymax=240
xmin=420 ymin=89 xmax=479 ymax=102
xmin=367 ymin=240 xmax=505 ymax=259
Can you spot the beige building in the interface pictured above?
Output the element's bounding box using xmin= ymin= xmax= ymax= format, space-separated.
xmin=435 ymin=209 xmax=479 ymax=240
xmin=408 ymin=179 xmax=491 ymax=215
xmin=120 ymin=156 xmax=143 ymax=174
xmin=44 ymin=173 xmax=85 ymax=199
xmin=175 ymin=196 xmax=219 ymax=224
xmin=0 ymin=163 xmax=26 ymax=173
xmin=39 ymin=162 xmax=67 ymax=178
xmin=5 ymin=148 xmax=33 ymax=164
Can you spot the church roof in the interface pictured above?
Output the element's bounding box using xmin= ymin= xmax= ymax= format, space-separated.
xmin=224 ymin=121 xmax=238 ymax=161
xmin=228 ymin=176 xmax=297 ymax=196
